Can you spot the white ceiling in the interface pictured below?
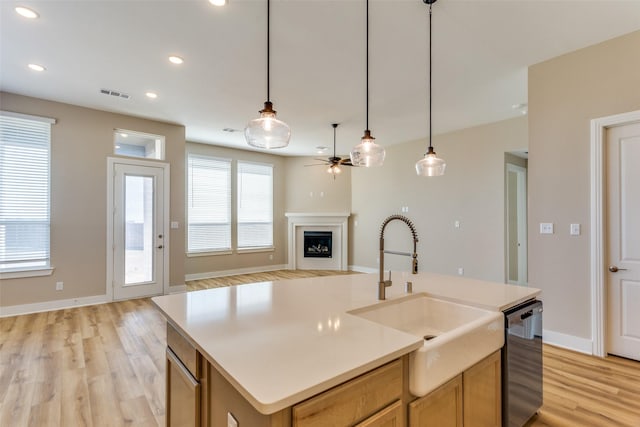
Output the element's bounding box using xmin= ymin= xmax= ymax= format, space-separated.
xmin=2 ymin=0 xmax=640 ymax=156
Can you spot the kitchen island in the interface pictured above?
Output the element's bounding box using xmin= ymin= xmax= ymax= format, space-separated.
xmin=152 ymin=272 xmax=540 ymax=426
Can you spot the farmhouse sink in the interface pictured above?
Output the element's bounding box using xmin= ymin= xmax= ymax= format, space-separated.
xmin=349 ymin=293 xmax=504 ymax=396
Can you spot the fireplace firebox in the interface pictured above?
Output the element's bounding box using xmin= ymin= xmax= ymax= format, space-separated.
xmin=303 ymin=231 xmax=333 ymax=258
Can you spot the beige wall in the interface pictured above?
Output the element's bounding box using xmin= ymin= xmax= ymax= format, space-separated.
xmin=528 ymin=30 xmax=640 ymax=340
xmin=350 ymin=116 xmax=528 ymax=282
xmin=184 ymin=142 xmax=287 ymax=277
xmin=284 ymin=157 xmax=352 ymax=213
xmin=0 ymin=92 xmax=185 ymax=308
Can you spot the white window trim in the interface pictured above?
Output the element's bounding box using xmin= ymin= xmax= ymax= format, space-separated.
xmin=0 ymin=111 xmax=54 ymax=278
xmin=186 ymin=153 xmax=232 ymax=254
xmin=237 ymin=160 xmax=274 ymax=250
xmin=0 ymin=266 xmax=54 ymax=280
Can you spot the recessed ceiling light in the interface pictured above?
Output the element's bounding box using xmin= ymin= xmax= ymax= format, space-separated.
xmin=28 ymin=63 xmax=46 ymax=72
xmin=316 ymin=146 xmax=328 ymax=154
xmin=145 ymin=92 xmax=158 ymax=99
xmin=15 ymin=6 xmax=39 ymax=19
xmin=168 ymin=55 xmax=184 ymax=65
xmin=209 ymin=0 xmax=227 ymax=6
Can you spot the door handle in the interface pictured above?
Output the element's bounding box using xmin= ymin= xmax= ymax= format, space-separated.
xmin=157 ymin=245 xmax=163 ymax=249
xmin=608 ymin=265 xmax=627 ymax=272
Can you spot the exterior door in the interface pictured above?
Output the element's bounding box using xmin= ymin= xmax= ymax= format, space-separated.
xmin=606 ymin=122 xmax=640 ymax=360
xmin=113 ymin=163 xmax=165 ymax=300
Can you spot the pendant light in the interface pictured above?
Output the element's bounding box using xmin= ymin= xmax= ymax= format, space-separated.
xmin=245 ymin=0 xmax=291 ymax=149
xmin=350 ymin=0 xmax=385 ymax=167
xmin=415 ymin=0 xmax=446 ymax=177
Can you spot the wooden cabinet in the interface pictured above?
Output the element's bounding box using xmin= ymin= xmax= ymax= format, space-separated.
xmin=292 ymin=359 xmax=403 ymax=427
xmin=356 ymin=401 xmax=404 ymax=427
xmin=408 ymin=351 xmax=501 ymax=427
xmin=167 ymin=348 xmax=201 ymax=427
xmin=166 ymin=323 xmax=206 ymax=427
xmin=463 ymin=351 xmax=501 ymax=427
xmin=408 ymin=375 xmax=463 ymax=427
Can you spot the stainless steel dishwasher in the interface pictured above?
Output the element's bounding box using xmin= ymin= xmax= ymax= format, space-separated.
xmin=502 ymin=299 xmax=543 ymax=427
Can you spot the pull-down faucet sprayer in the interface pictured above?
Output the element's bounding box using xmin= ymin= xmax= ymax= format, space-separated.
xmin=378 ymin=215 xmax=419 ymax=300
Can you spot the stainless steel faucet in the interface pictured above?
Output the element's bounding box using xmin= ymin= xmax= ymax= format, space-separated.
xmin=378 ymin=215 xmax=419 ymax=300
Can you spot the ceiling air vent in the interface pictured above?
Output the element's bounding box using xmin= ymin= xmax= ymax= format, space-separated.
xmin=100 ymin=88 xmax=130 ymax=100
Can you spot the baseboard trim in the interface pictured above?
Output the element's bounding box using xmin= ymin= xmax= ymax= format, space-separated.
xmin=543 ymin=329 xmax=593 ymax=355
xmin=0 ymin=294 xmax=109 ymax=318
xmin=169 ymin=284 xmax=187 ymax=294
xmin=185 ymin=264 xmax=288 ymax=282
xmin=349 ymin=265 xmax=377 ymax=274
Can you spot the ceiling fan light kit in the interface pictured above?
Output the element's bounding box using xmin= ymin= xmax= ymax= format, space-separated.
xmin=245 ymin=0 xmax=291 ymax=149
xmin=306 ymin=123 xmax=354 ymax=179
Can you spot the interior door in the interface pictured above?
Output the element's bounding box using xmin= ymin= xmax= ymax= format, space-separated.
xmin=113 ymin=163 xmax=165 ymax=300
xmin=506 ymin=163 xmax=527 ymax=285
xmin=606 ymin=121 xmax=640 ymax=361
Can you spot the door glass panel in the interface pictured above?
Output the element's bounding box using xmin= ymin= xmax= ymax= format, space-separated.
xmin=125 ymin=175 xmax=154 ymax=285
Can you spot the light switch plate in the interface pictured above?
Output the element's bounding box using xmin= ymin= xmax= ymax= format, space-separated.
xmin=540 ymin=223 xmax=554 ymax=234
xmin=570 ymin=223 xmax=581 ymax=236
xmin=170 ymin=221 xmax=179 ymax=229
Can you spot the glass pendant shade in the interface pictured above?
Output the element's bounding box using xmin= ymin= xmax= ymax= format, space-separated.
xmin=245 ymin=101 xmax=291 ymax=149
xmin=415 ymin=146 xmax=446 ymax=176
xmin=350 ymin=130 xmax=385 ymax=167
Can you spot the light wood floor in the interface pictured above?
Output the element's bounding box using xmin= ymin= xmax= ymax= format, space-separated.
xmin=1 ymin=270 xmax=639 ymax=426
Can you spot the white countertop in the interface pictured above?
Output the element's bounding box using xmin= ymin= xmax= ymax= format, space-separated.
xmin=152 ymin=271 xmax=540 ymax=415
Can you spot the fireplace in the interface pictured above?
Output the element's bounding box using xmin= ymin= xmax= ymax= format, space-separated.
xmin=286 ymin=212 xmax=349 ymax=270
xmin=303 ymin=231 xmax=333 ymax=258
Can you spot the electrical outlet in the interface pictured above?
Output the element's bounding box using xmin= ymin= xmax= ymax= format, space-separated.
xmin=457 ymin=268 xmax=464 ymax=276
xmin=56 ymin=281 xmax=63 ymax=291
xmin=269 ymin=254 xmax=273 ymax=260
xmin=227 ymin=412 xmax=238 ymax=427
xmin=454 ymin=220 xmax=461 ymax=229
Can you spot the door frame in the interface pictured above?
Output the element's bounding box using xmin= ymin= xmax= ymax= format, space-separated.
xmin=106 ymin=157 xmax=171 ymax=301
xmin=590 ymin=109 xmax=640 ymax=357
xmin=506 ymin=163 xmax=527 ymax=285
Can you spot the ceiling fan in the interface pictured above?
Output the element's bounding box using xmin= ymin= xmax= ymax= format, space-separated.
xmin=306 ymin=123 xmax=354 ymax=177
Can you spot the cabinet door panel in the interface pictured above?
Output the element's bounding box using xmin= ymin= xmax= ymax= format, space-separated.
xmin=463 ymin=351 xmax=501 ymax=427
xmin=293 ymin=359 xmax=402 ymax=427
xmin=356 ymin=400 xmax=403 ymax=427
xmin=167 ymin=348 xmax=201 ymax=427
xmin=409 ymin=375 xmax=462 ymax=427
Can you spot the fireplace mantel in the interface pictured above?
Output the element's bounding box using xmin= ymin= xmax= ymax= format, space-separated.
xmin=285 ymin=213 xmax=350 ymax=271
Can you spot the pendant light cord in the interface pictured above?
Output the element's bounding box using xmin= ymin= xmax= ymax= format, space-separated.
xmin=428 ymin=2 xmax=433 ymax=152
xmin=267 ymin=0 xmax=271 ymax=102
xmin=366 ymin=0 xmax=369 ymax=131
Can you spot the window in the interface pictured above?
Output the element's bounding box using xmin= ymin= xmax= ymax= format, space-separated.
xmin=114 ymin=129 xmax=164 ymax=160
xmin=187 ymin=154 xmax=231 ymax=253
xmin=238 ymin=161 xmax=273 ymax=249
xmin=0 ymin=112 xmax=53 ymax=272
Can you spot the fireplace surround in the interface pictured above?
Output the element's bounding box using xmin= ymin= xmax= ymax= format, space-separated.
xmin=285 ymin=213 xmax=350 ymax=270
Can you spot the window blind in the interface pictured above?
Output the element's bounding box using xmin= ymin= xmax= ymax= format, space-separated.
xmin=0 ymin=114 xmax=51 ymax=270
xmin=187 ymin=154 xmax=231 ymax=253
xmin=237 ymin=161 xmax=273 ymax=249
